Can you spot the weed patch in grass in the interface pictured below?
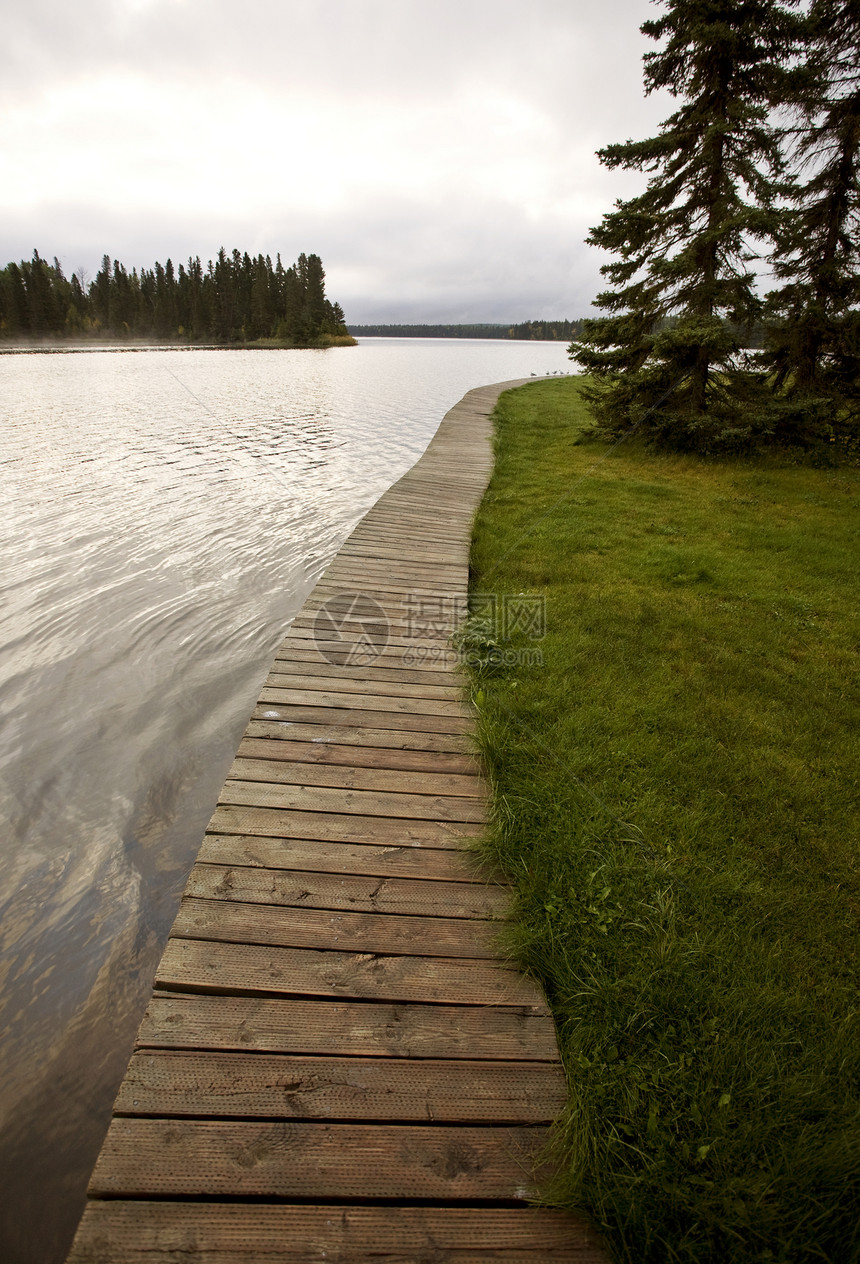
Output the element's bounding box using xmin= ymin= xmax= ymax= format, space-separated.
xmin=467 ymin=378 xmax=860 ymax=1264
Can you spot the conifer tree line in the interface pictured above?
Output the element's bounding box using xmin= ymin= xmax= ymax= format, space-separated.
xmin=504 ymin=318 xmax=583 ymax=342
xmin=570 ymin=0 xmax=860 ymax=450
xmin=348 ymin=320 xmax=584 ymax=341
xmin=0 ymin=248 xmax=352 ymax=347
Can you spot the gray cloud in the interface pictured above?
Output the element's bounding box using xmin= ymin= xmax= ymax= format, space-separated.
xmin=1 ymin=0 xmax=670 ymax=321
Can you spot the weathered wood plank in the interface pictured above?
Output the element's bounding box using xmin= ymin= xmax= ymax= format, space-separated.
xmin=290 ymin=607 xmax=454 ymax=633
xmin=246 ymin=716 xmax=472 ymax=752
xmin=314 ymin=537 xmax=462 ymax=558
xmin=227 ymin=754 xmax=486 ymax=799
xmin=342 ymin=524 xmax=469 ymax=543
xmin=330 ymin=557 xmax=464 ymax=574
xmin=274 ymin=640 xmax=464 ymax=674
xmin=350 ymin=492 xmax=473 ymax=509
xmin=359 ymin=488 xmax=476 ymax=505
xmin=287 ymin=617 xmax=456 ymax=645
xmin=186 ymin=862 xmax=507 ymax=918
xmin=289 ymin=622 xmax=461 ymax=649
xmin=206 ymin=804 xmax=482 ymax=848
xmin=326 ymin=561 xmax=465 ymax=581
xmin=331 ymin=533 xmax=467 ymax=551
xmin=88 ymin=1118 xmax=550 ymax=1201
xmin=323 ymin=544 xmax=466 ymax=560
xmin=114 ymin=1051 xmax=567 ymax=1122
xmin=236 ymin=735 xmax=479 ymax=776
xmin=218 ymin=779 xmax=486 ymax=825
xmin=281 ymin=637 xmax=461 ymax=667
xmin=253 ymin=700 xmax=472 ymax=734
xmin=338 ymin=535 xmax=467 ymax=553
xmin=137 ymin=992 xmax=561 ymax=1060
xmin=265 ymin=671 xmax=464 ymax=701
xmin=69 ymin=1202 xmax=606 ymax=1263
xmin=325 ymin=557 xmax=463 ymax=571
xmin=171 ymin=896 xmax=502 ymax=959
xmin=269 ymin=655 xmax=460 ymax=688
xmin=197 ymin=834 xmax=484 ymax=882
xmin=156 ymin=939 xmax=544 ymax=1008
xmin=257 ymin=687 xmax=469 ymax=719
xmin=313 ymin=574 xmax=467 ymax=595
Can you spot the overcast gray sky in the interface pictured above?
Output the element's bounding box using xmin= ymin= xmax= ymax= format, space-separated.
xmin=1 ymin=0 xmax=670 ymax=322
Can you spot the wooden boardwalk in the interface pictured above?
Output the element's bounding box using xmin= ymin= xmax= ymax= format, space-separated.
xmin=68 ymin=382 xmax=607 ymax=1262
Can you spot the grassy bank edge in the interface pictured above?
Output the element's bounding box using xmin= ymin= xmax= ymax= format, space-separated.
xmin=463 ymin=378 xmax=860 ymax=1264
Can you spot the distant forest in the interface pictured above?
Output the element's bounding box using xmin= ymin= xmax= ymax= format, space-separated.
xmin=349 ymin=321 xmax=584 ymax=341
xmin=0 ymin=249 xmax=353 ymax=347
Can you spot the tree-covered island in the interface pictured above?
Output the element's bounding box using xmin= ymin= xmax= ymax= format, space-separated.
xmin=0 ymin=248 xmax=355 ymax=347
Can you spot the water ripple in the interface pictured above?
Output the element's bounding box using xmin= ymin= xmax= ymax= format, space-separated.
xmin=0 ymin=337 xmax=572 ymax=1263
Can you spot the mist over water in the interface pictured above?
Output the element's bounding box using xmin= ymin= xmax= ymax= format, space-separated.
xmin=0 ymin=338 xmax=571 ymax=1262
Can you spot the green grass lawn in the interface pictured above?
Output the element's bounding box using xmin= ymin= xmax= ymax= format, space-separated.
xmin=465 ymin=378 xmax=860 ymax=1264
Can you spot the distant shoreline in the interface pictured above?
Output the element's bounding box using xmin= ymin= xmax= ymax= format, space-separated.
xmin=0 ymin=332 xmax=579 ymax=354
xmin=349 ymin=320 xmax=581 ymax=341
xmin=0 ymin=337 xmax=357 ymax=355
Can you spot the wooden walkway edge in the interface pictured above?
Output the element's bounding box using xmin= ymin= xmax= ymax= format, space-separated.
xmin=67 ymin=381 xmax=608 ymax=1263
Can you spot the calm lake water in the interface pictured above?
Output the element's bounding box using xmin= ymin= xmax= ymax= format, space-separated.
xmin=0 ymin=338 xmax=571 ymax=1262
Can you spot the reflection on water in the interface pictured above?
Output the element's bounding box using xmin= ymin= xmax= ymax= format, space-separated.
xmin=0 ymin=339 xmax=571 ymax=1262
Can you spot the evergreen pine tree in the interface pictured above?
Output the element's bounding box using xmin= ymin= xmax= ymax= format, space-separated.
xmin=2 ymin=263 xmax=29 ymax=335
xmin=66 ymin=271 xmax=87 ymax=335
xmin=279 ymin=262 xmax=303 ymax=343
xmin=303 ymin=253 xmax=328 ymax=336
xmin=213 ymin=248 xmax=235 ymax=342
xmin=570 ymin=0 xmax=796 ymax=449
xmin=250 ymin=254 xmax=273 ymax=339
xmin=23 ymin=250 xmax=65 ymax=336
xmin=185 ymin=256 xmax=204 ymax=339
xmin=138 ymin=267 xmax=157 ymax=338
xmin=111 ymin=261 xmax=137 ymax=336
xmin=91 ymin=255 xmax=113 ymax=331
xmin=763 ymin=0 xmax=860 ymax=441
